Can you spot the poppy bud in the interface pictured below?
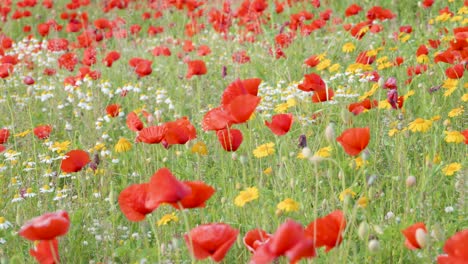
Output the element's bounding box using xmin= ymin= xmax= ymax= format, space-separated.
xmin=325 ymin=123 xmax=335 ymax=143
xmin=378 ymin=77 xmax=385 ymax=88
xmin=415 ymin=228 xmax=428 ymax=248
xmin=358 ymin=222 xmax=370 ymax=240
xmin=301 ymin=147 xmax=312 ymax=158
xmin=406 ymin=176 xmax=416 ymax=187
xmin=368 ymin=239 xmax=380 ymax=252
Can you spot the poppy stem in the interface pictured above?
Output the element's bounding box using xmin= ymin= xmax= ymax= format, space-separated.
xmin=179 ymin=202 xmax=195 ymax=264
xmin=148 ymin=215 xmax=162 ymax=263
xmin=49 ymin=240 xmax=60 ymax=264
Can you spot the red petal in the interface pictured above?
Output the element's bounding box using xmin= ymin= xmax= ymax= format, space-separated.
xmin=60 ymin=150 xmax=90 ymax=173
xmin=147 ymin=168 xmax=191 ymax=208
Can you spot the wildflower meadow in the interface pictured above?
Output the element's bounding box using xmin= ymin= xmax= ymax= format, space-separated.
xmin=0 ymin=0 xmax=467 ymax=263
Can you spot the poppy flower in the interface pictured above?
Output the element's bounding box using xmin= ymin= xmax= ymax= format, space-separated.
xmin=0 ymin=128 xmax=9 ymax=144
xmin=170 ymin=181 xmax=216 ymax=209
xmin=19 ymin=210 xmax=70 ymax=241
xmin=462 ymin=129 xmax=468 ymax=144
xmin=33 ymin=125 xmax=52 ymax=139
xmin=445 ymin=64 xmax=464 ymax=79
xmin=221 ymin=78 xmax=261 ymax=106
xmin=336 ymin=127 xmax=370 ymax=156
xmin=163 ymin=117 xmax=197 ymax=146
xmin=0 ymin=145 xmax=5 ymax=153
xmin=106 ymin=104 xmax=121 ymax=117
xmin=312 ymin=88 xmax=334 ymax=103
xmin=152 ymin=46 xmax=171 ymax=57
xmin=217 ymin=128 xmax=243 ymax=151
xmin=57 ymin=52 xmax=78 ymax=72
xmin=225 ymin=94 xmax=261 ymax=124
xmin=23 ymin=76 xmax=35 ymax=85
xmin=244 ymin=229 xmax=272 ymax=253
xmin=126 ymin=112 xmax=144 ymax=131
xmin=232 ymin=50 xmax=250 ymax=64
xmin=60 ymin=150 xmax=90 ymax=173
xmin=402 ymin=222 xmax=427 ymax=250
xmin=29 ymin=239 xmax=59 ymax=264
xmin=304 ymin=55 xmax=320 ymax=67
xmin=0 ymin=63 xmax=14 ymax=78
xmin=298 ymin=73 xmax=325 ymax=92
xmin=202 ymin=107 xmax=233 ymax=131
xmin=184 ymin=223 xmax=239 ymax=262
xmin=136 ymin=125 xmax=167 ymax=144
xmin=348 ymin=99 xmax=378 ymax=115
xmin=265 ymin=114 xmax=293 ymax=136
xmin=146 ymin=168 xmax=191 ymax=208
xmin=437 ymin=229 xmax=468 ymax=264
xmin=118 ymin=183 xmax=157 ymax=222
xmin=103 ymin=51 xmax=121 ymax=67
xmin=186 ymin=60 xmax=207 ymax=79
xmin=345 ymin=4 xmax=362 ymax=17
xmin=305 ymin=210 xmax=346 ymax=252
xmin=134 ymin=59 xmax=152 ymax=77
xmin=197 ymin=45 xmax=211 ymax=56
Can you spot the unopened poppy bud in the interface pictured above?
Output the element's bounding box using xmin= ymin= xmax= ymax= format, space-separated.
xmin=368 ymin=239 xmax=380 ymax=252
xmin=415 ymin=228 xmax=427 ymax=248
xmin=378 ymin=77 xmax=385 ymax=88
xmin=406 ymin=176 xmax=416 ymax=187
xmin=324 ymin=123 xmax=335 ymax=143
xmin=358 ymin=222 xmax=369 ymax=240
xmin=301 ymin=147 xmax=312 ymax=158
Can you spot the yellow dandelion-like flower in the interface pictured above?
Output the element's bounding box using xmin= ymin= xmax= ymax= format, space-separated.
xmin=444 ymin=87 xmax=457 ymax=97
xmin=404 ymin=90 xmax=415 ymax=99
xmin=458 ymin=6 xmax=468 ymax=15
xmin=316 ymin=59 xmax=331 ymax=71
xmin=286 ymin=98 xmax=297 ymax=108
xmin=317 ymin=52 xmax=327 ymax=61
xmin=50 ymin=141 xmax=71 ymax=153
xmin=399 ymin=33 xmax=411 ymax=43
xmin=351 ymin=156 xmax=367 ymax=169
xmin=94 ymin=143 xmax=106 ymax=152
xmin=191 ymin=141 xmax=208 ymax=156
xmin=346 ymin=63 xmax=372 ymax=73
xmin=274 ymin=102 xmax=289 ymax=113
xmin=14 ymin=130 xmax=31 ymax=138
xmin=297 ymin=152 xmax=307 ymax=159
xmin=436 ymin=13 xmax=452 ymax=22
xmin=315 ymin=146 xmax=332 ymax=158
xmin=366 ymin=49 xmax=379 ymax=57
xmin=442 ymin=163 xmax=462 ymax=176
xmin=157 ymin=213 xmax=179 ymax=227
xmin=263 ymin=167 xmax=273 ymax=175
xmin=114 ymin=138 xmax=132 ymax=153
xmin=442 ymin=78 xmax=459 ymax=90
xmin=408 ymin=118 xmax=432 ymax=133
xmin=277 ymin=198 xmax=300 ymax=212
xmin=444 ymin=131 xmax=465 ymax=143
xmin=342 ymin=42 xmax=356 ymax=53
xmin=377 ymin=62 xmax=393 ymax=70
xmin=253 ymin=142 xmax=275 ymax=158
xmin=339 ymin=188 xmax=356 ymax=201
xmin=461 ymin=93 xmax=468 ymax=102
xmin=388 ymin=128 xmax=399 ymax=137
xmin=451 ymin=15 xmax=462 ymax=22
xmin=357 ymin=197 xmax=369 ymax=208
xmin=448 ymin=106 xmax=464 ymax=117
xmin=378 ymin=100 xmax=392 ymax=110
xmin=416 ymin=55 xmax=429 ymax=64
xmin=328 ymin=63 xmax=340 ymax=73
xmin=234 ymin=187 xmax=259 ymax=207
xmin=376 ymin=56 xmax=389 ymax=65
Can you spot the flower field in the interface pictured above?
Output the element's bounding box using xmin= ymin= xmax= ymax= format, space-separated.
xmin=0 ymin=0 xmax=467 ymax=263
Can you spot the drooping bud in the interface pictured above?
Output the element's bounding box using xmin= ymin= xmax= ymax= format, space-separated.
xmin=325 ymin=123 xmax=335 ymax=143
xmin=368 ymin=239 xmax=380 ymax=252
xmin=358 ymin=222 xmax=370 ymax=240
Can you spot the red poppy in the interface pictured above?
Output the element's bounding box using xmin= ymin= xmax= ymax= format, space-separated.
xmin=57 ymin=52 xmax=78 ymax=72
xmin=251 ymin=219 xmax=316 ymax=264
xmin=163 ymin=117 xmax=197 ymax=146
xmin=298 ymin=73 xmax=325 ymax=92
xmin=345 ymin=4 xmax=362 ymax=17
xmin=336 ymin=127 xmax=370 ymax=156
xmin=437 ymin=229 xmax=468 ymax=264
xmin=462 ymin=129 xmax=468 ymax=144
xmin=136 ymin=125 xmax=167 ymax=144
xmin=265 ymin=114 xmax=293 ymax=136
xmin=402 ymin=222 xmax=427 ymax=250
xmin=356 ymin=51 xmax=376 ymax=65
xmin=0 ymin=128 xmax=9 ymax=144
xmin=445 ymin=64 xmax=464 ymax=79
xmin=146 ymin=168 xmax=191 ymax=208
xmin=312 ymin=88 xmax=334 ymax=103
xmin=422 ymin=0 xmax=434 ymax=8
xmin=186 ymin=60 xmax=207 ymax=79
xmin=0 ymin=63 xmax=14 ymax=78
xmin=232 ymin=50 xmax=250 ymax=64
xmin=202 ymin=107 xmax=233 ymax=131
xmin=366 ymin=6 xmax=396 ymax=21
xmin=197 ymin=45 xmax=211 ymax=56
xmin=217 ymin=128 xmax=243 ymax=151
xmin=244 ymin=229 xmax=272 ymax=253
xmin=225 ymin=94 xmax=261 ymax=124
xmin=416 ymin=44 xmax=429 ymax=57
xmin=118 ymin=183 xmax=157 ymax=222
xmin=60 ymin=150 xmax=90 ymax=173
xmin=305 ymin=210 xmax=346 ymax=252
xmin=47 ymin=38 xmax=69 ymax=52
xmin=103 ymin=51 xmax=121 ymax=67
xmin=19 ymin=211 xmax=70 ymax=241
xmin=134 ymin=59 xmax=152 ymax=77
xmin=126 ymin=112 xmax=144 ymax=131
xmin=0 ymin=145 xmax=5 ymax=153
xmin=221 ymin=78 xmax=261 ymax=106
xmin=23 ymin=76 xmax=35 ymax=85
xmin=304 ymin=55 xmax=320 ymax=67
xmin=33 ymin=125 xmax=52 ymax=139
xmin=152 ymin=46 xmax=171 ymax=57
xmin=184 ymin=223 xmax=239 ymax=262
xmin=106 ymin=104 xmax=121 ymax=117
xmin=170 ymin=181 xmax=216 ymax=209
xmin=348 ymin=99 xmax=378 ymax=115
xmin=29 ymin=239 xmax=59 ymax=264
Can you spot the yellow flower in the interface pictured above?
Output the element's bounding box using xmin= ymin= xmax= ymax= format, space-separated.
xmin=444 ymin=131 xmax=465 ymax=143
xmin=277 ymin=198 xmax=300 ymax=212
xmin=408 ymin=118 xmax=432 ymax=133
xmin=448 ymin=106 xmax=464 ymax=117
xmin=14 ymin=130 xmax=31 ymax=138
xmin=352 ymin=156 xmax=367 ymax=169
xmin=50 ymin=141 xmax=71 ymax=153
xmin=378 ymin=100 xmax=392 ymax=110
xmin=297 ymin=152 xmax=307 ymax=159
xmin=346 ymin=63 xmax=372 ymax=73
xmin=442 ymin=78 xmax=458 ymax=90
xmin=388 ymin=128 xmax=399 ymax=137
xmin=339 ymin=188 xmax=356 ymax=201
xmin=316 ymin=59 xmax=331 ymax=71
xmin=442 ymin=163 xmax=462 ymax=176
xmin=286 ymin=98 xmax=297 ymax=108
xmin=357 ymin=197 xmax=369 ymax=208
xmin=416 ymin=55 xmax=429 ymax=64
xmin=431 ymin=115 xmax=441 ymax=121
xmin=399 ymin=33 xmax=411 ymax=43
xmin=328 ymin=63 xmax=340 ymax=73
xmin=114 ymin=138 xmax=132 ymax=153
xmin=253 ymin=142 xmax=275 ymax=158
xmin=263 ymin=167 xmax=273 ymax=175
xmin=157 ymin=213 xmax=178 ymax=226
xmin=462 ymin=93 xmax=468 ymax=102
xmin=314 ymin=146 xmax=332 ymax=158
xmin=191 ymin=141 xmax=208 ymax=156
xmin=274 ymin=102 xmax=289 ymax=113
xmin=436 ymin=13 xmax=451 ymax=22
xmin=342 ymin=42 xmax=355 ymax=53
xmin=234 ymin=187 xmax=259 ymax=207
